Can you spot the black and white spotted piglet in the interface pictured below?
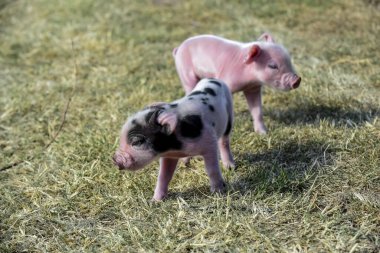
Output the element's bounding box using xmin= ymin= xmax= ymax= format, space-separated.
xmin=113 ymin=78 xmax=235 ymax=201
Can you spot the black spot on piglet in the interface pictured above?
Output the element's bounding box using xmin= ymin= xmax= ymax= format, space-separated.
xmin=145 ymin=109 xmax=161 ymax=125
xmin=204 ymin=88 xmax=216 ymax=96
xmin=189 ymin=90 xmax=206 ymax=96
xmin=152 ymin=133 xmax=182 ymax=152
xmin=179 ymin=115 xmax=203 ymax=138
xmin=128 ymin=121 xmax=182 ymax=153
xmin=208 ymin=80 xmax=222 ymax=87
xmin=224 ymin=116 xmax=232 ymax=136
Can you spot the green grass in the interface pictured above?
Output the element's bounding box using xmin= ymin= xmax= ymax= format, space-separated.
xmin=1 ymin=0 xmax=379 ymax=252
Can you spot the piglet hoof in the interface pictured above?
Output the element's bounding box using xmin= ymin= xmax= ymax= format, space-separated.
xmin=223 ymin=160 xmax=236 ymax=170
xmin=151 ymin=197 xmax=163 ymax=202
xmin=180 ymin=157 xmax=192 ymax=167
xmin=211 ymin=181 xmax=226 ymax=194
xmin=151 ymin=193 xmax=167 ymax=202
xmin=152 ymin=189 xmax=168 ymax=202
xmin=254 ymin=125 xmax=267 ymax=135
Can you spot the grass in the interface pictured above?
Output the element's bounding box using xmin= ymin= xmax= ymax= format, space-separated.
xmin=0 ymin=0 xmax=379 ymax=252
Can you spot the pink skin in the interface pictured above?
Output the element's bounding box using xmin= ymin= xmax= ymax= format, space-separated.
xmin=173 ymin=33 xmax=301 ymax=134
xmin=113 ymin=79 xmax=235 ymax=201
xmin=112 ymin=123 xmax=156 ymax=171
xmin=114 ymin=125 xmax=230 ymax=201
xmin=152 ymin=128 xmax=226 ymax=201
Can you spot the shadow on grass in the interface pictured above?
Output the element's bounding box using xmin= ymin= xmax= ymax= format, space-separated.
xmin=266 ymin=102 xmax=379 ymax=127
xmin=232 ymin=139 xmax=335 ymax=194
xmin=172 ymin=139 xmax=336 ymax=200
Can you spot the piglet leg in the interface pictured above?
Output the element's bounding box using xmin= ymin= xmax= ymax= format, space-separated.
xmin=180 ymin=156 xmax=192 ymax=167
xmin=218 ymin=136 xmax=235 ymax=169
xmin=152 ymin=158 xmax=179 ymax=201
xmin=244 ymin=87 xmax=267 ymax=134
xmin=203 ymin=149 xmax=226 ymax=194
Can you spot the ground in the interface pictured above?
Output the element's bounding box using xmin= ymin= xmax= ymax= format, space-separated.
xmin=0 ymin=0 xmax=379 ymax=252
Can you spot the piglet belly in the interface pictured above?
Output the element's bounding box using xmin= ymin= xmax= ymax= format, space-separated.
xmin=162 ymin=151 xmax=189 ymax=158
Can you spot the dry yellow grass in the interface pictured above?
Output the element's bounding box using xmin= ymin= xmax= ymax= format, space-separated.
xmin=0 ymin=0 xmax=379 ymax=252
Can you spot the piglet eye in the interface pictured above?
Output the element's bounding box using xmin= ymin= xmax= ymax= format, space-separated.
xmin=131 ymin=137 xmax=146 ymax=146
xmin=268 ymin=63 xmax=278 ymax=69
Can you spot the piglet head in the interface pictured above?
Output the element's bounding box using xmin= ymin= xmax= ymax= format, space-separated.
xmin=113 ymin=104 xmax=181 ymax=171
xmin=245 ymin=34 xmax=301 ymax=91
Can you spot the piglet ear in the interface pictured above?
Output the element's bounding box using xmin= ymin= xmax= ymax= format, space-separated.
xmin=244 ymin=44 xmax=261 ymax=64
xmin=258 ymin=32 xmax=275 ymax=43
xmin=157 ymin=111 xmax=177 ymax=135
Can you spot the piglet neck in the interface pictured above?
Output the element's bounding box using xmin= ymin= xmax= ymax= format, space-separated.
xmin=215 ymin=49 xmax=249 ymax=92
xmin=228 ymin=44 xmax=262 ymax=91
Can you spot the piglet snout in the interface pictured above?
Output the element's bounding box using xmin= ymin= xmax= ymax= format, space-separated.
xmin=292 ymin=75 xmax=301 ymax=89
xmin=113 ymin=150 xmax=134 ymax=170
